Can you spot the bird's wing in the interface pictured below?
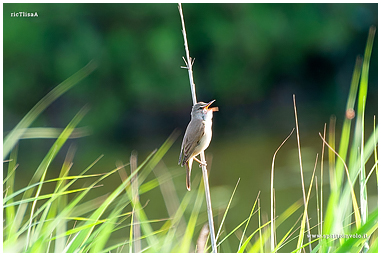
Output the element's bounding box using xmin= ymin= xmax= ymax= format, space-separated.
xmin=179 ymin=120 xmax=205 ymax=166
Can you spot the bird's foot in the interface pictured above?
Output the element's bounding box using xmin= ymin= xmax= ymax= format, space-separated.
xmin=193 ymin=157 xmax=207 ymax=167
xmin=199 ymin=162 xmax=207 ymax=168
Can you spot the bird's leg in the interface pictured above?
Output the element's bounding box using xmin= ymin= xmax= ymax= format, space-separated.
xmin=193 ymin=156 xmax=207 ymax=167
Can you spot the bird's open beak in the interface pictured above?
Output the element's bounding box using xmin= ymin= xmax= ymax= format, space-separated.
xmin=204 ymin=100 xmax=218 ymax=112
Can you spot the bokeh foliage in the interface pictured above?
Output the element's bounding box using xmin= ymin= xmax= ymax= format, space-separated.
xmin=4 ymin=3 xmax=377 ymax=147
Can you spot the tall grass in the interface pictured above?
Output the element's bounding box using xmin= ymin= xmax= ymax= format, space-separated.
xmin=320 ymin=26 xmax=377 ymax=253
xmin=3 ymin=27 xmax=377 ymax=252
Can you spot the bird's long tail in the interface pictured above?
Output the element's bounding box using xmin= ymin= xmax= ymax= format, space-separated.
xmin=186 ymin=158 xmax=193 ymax=191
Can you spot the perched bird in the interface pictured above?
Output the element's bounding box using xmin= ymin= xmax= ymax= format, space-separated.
xmin=179 ymin=100 xmax=218 ymax=191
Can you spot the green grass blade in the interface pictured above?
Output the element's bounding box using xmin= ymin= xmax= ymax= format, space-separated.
xmin=65 ymin=151 xmax=154 ymax=252
xmin=335 ymin=56 xmax=362 ymax=190
xmin=367 ymin=236 xmax=378 ymax=253
xmin=85 ymin=166 xmax=134 ymax=253
xmin=291 ymin=237 xmax=321 ymax=253
xmin=373 ymin=116 xmax=378 ymax=184
xmin=320 ymin=133 xmax=362 ymax=227
xmin=136 ymin=130 xmax=180 ymax=187
xmin=66 ymin=131 xmax=177 ymax=253
xmin=4 ymin=145 xmax=19 ymax=240
xmin=357 ymin=27 xmax=376 ymax=252
xmin=238 ymin=220 xmax=271 ymax=253
xmin=26 ymin=145 xmax=56 ymax=250
xmin=160 ymin=185 xmax=194 ymax=252
xmin=27 ymin=107 xmax=89 ymax=251
xmin=216 ymin=178 xmax=240 ymax=241
xmin=344 ymin=27 xmax=375 ymax=243
xmin=358 ymin=26 xmax=375 ymax=121
xmin=3 ymin=155 xmax=104 ymax=252
xmin=246 ymin=220 xmax=272 ymax=253
xmin=129 ymin=134 xmax=179 ymax=252
xmin=257 ymin=199 xmax=263 ymax=253
xmin=6 ymin=127 xmax=91 ymax=139
xmin=129 ymin=200 xmax=134 ymax=253
xmin=272 ymin=213 xmax=303 ymax=252
xmin=3 ymin=172 xmax=106 ymax=205
xmin=247 ymin=199 xmax=303 ymax=253
xmin=238 ymin=189 xmax=259 ymax=251
xmin=3 ymin=61 xmax=97 ymax=159
xmin=4 ymin=186 xmax=102 ymax=209
xmin=47 ymin=145 xmax=72 ymax=253
xmin=296 ymin=156 xmax=317 ymax=252
xmin=5 ymin=106 xmax=89 ymax=250
xmin=179 ymin=176 xmax=205 ymax=253
xmin=28 ymin=163 xmax=124 ymax=253
xmin=334 ymin=208 xmax=377 ymax=253
xmin=337 ymin=125 xmax=378 ymax=236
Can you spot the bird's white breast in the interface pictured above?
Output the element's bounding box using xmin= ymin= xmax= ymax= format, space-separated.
xmin=194 ymin=111 xmax=213 ymax=155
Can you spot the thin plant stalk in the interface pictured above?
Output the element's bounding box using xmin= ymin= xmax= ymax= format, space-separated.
xmin=319 ymin=123 xmax=326 ymax=246
xmin=319 ymin=133 xmax=361 ymax=229
xmin=373 ymin=116 xmax=378 ymax=183
xmin=216 ymin=179 xmax=240 ymax=241
xmin=296 ymin=153 xmax=318 ymax=253
xmin=130 ymin=152 xmax=141 ymax=253
xmin=292 ymin=94 xmax=312 ymax=251
xmin=374 ymin=116 xmax=378 ymax=183
xmin=258 ymin=198 xmax=263 ymax=253
xmin=315 ymin=176 xmax=319 ymax=240
xmin=239 ymin=191 xmax=260 ymax=251
xmin=270 ymin=128 xmax=294 ymax=251
xmin=178 ymin=3 xmax=217 ymax=253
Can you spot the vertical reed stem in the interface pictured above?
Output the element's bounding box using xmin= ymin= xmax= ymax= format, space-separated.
xmin=178 ymin=3 xmax=217 ymax=253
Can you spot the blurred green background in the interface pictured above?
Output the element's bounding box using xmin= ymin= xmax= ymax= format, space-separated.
xmin=3 ymin=3 xmax=378 ymax=251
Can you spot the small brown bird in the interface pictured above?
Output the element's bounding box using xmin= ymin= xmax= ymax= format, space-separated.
xmin=178 ymin=100 xmax=218 ymax=191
